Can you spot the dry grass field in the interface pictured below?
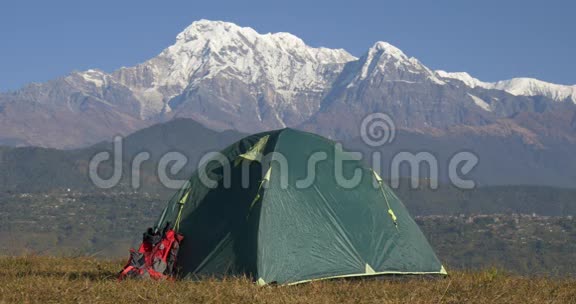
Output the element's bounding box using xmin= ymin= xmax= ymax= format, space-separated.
xmin=0 ymin=256 xmax=574 ymax=304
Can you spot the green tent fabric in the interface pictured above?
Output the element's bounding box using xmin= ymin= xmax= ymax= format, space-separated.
xmin=154 ymin=128 xmax=446 ymax=285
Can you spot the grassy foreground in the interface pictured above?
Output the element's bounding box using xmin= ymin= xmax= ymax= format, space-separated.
xmin=0 ymin=256 xmax=574 ymax=304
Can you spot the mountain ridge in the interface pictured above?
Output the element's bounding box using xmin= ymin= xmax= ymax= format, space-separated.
xmin=0 ymin=19 xmax=575 ymax=149
xmin=436 ymin=70 xmax=576 ymax=103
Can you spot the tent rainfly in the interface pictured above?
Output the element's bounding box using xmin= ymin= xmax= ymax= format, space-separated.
xmin=153 ymin=128 xmax=446 ymax=285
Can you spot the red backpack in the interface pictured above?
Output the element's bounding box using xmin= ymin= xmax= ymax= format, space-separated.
xmin=119 ymin=226 xmax=184 ymax=280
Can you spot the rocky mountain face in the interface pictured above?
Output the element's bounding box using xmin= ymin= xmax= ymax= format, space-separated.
xmin=0 ymin=74 xmax=148 ymax=147
xmin=0 ymin=20 xmax=355 ymax=147
xmin=112 ymin=20 xmax=355 ymax=130
xmin=303 ymin=41 xmax=574 ymax=142
xmin=0 ymin=19 xmax=574 ymax=155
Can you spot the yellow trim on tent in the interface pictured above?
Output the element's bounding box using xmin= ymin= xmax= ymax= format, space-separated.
xmin=371 ymin=169 xmax=398 ymax=228
xmin=248 ymin=193 xmax=261 ymax=211
xmin=440 ymin=265 xmax=448 ymax=275
xmin=284 ymin=267 xmax=448 ymax=286
xmin=235 ymin=135 xmax=270 ymax=165
xmin=248 ymin=167 xmax=272 ymax=213
xmin=388 ymin=209 xmax=397 ymax=223
xmin=174 ymin=189 xmax=191 ymax=232
xmin=372 ymin=169 xmax=383 ymax=183
xmin=179 ymin=190 xmax=190 ymax=205
xmin=263 ymin=166 xmax=271 ymax=181
xmin=365 ymin=264 xmax=376 ymax=274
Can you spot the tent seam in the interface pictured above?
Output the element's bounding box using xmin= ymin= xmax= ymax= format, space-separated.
xmin=254 ymin=129 xmax=286 ymax=280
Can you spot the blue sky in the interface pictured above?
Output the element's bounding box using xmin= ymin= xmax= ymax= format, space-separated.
xmin=0 ymin=0 xmax=574 ymax=91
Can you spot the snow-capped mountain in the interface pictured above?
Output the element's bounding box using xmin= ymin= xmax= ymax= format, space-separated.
xmin=303 ymin=40 xmax=574 ymax=140
xmin=112 ymin=20 xmax=355 ymax=124
xmin=0 ymin=20 xmax=574 ymax=148
xmin=341 ymin=41 xmax=446 ymax=87
xmin=436 ymin=70 xmax=576 ymax=104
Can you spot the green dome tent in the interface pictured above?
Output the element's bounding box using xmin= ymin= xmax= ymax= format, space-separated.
xmin=153 ymin=128 xmax=446 ymax=285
